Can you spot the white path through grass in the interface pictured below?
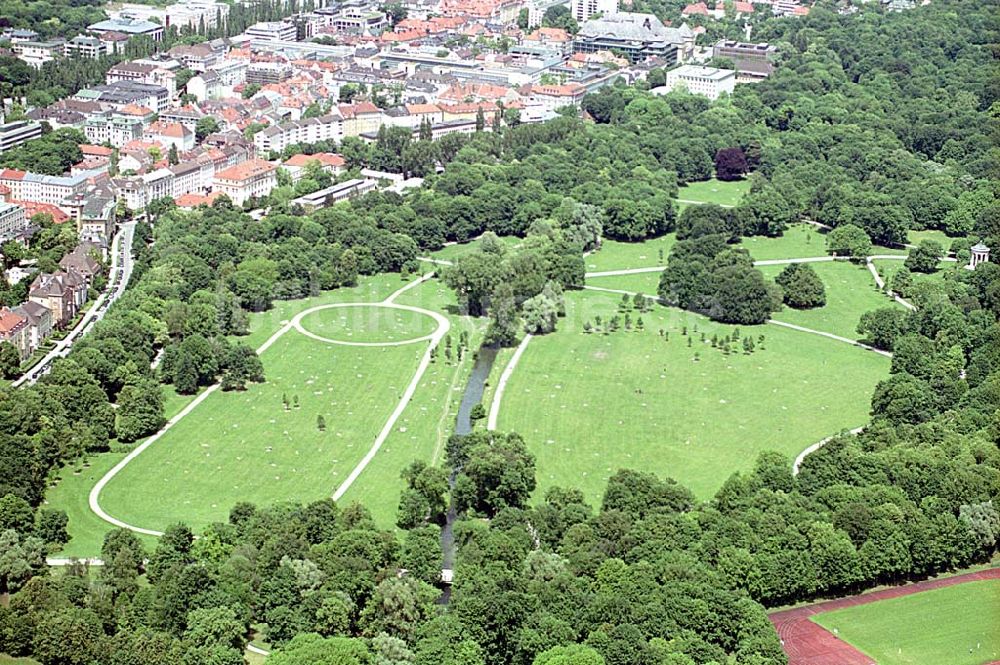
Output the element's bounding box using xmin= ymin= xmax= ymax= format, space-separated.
xmin=486 ymin=333 xmax=533 ymax=431
xmin=89 ymin=273 xmax=449 ymax=537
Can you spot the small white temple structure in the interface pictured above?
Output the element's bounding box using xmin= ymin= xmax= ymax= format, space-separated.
xmin=967 ymin=243 xmax=990 ymax=270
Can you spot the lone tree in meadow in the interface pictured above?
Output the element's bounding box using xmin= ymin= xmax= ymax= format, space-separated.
xmin=775 ymin=263 xmax=826 ymax=309
xmin=714 ymin=147 xmax=749 ymax=181
xmin=826 ymin=224 xmax=872 ymax=261
xmin=904 ymin=239 xmax=944 ymax=273
xmin=317 ymin=415 xmax=326 ymax=431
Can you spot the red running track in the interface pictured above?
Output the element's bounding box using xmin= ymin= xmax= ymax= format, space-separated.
xmin=768 ymin=568 xmax=1000 ymax=665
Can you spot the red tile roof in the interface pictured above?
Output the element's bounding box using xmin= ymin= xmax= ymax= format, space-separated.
xmin=81 ymin=144 xmax=114 ymax=157
xmin=0 ymin=307 xmax=26 ymax=335
xmin=215 ymin=158 xmax=276 ymax=182
xmin=283 ymin=153 xmax=346 ymax=168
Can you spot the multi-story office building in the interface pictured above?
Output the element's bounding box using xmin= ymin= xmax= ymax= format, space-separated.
xmin=0 ymin=171 xmax=90 ymax=207
xmin=575 ymin=13 xmax=691 ymax=63
xmin=245 ymin=21 xmax=298 ymax=42
xmin=0 ymin=121 xmax=42 ymax=154
xmin=213 ymin=159 xmax=277 ymax=206
xmin=64 ymin=36 xmax=108 ymax=59
xmin=713 ymin=40 xmax=777 ymax=79
xmin=11 ymin=40 xmax=65 ymax=68
xmin=84 ymin=116 xmax=145 ymax=148
xmin=659 ymin=65 xmax=736 ymax=99
xmin=0 ymin=202 xmax=28 ymax=242
xmin=87 ymin=17 xmax=165 ymax=41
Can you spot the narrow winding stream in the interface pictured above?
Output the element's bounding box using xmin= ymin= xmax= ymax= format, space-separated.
xmin=438 ymin=345 xmax=497 ymax=602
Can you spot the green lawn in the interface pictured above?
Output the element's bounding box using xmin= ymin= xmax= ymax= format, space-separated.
xmin=907 ymin=228 xmax=955 ymax=249
xmin=427 ymin=235 xmax=522 ymax=263
xmin=873 ymin=258 xmax=956 ymax=286
xmin=758 ymin=261 xmax=902 ymax=339
xmin=98 ymin=329 xmax=425 ymax=535
xmin=50 ymin=274 xmax=486 ymax=552
xmin=585 ymin=235 xmax=676 ymax=273
xmin=0 ymin=656 xmax=40 ymax=665
xmin=585 ymin=273 xmax=662 ymax=296
xmin=739 ymin=224 xmax=828 ymax=261
xmin=677 ymin=178 xmax=750 ymax=207
xmin=813 ymin=580 xmax=1000 ymax=665
xmin=496 ymin=288 xmax=889 ymax=504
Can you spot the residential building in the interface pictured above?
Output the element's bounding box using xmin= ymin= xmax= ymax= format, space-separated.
xmin=0 ymin=307 xmax=29 ymax=359
xmin=64 ymin=36 xmax=107 ymax=59
xmin=571 ymin=0 xmax=618 ymax=22
xmin=99 ymin=32 xmax=132 ymax=55
xmin=75 ymin=82 xmax=170 ymax=113
xmin=11 ymin=40 xmax=64 ymax=68
xmin=29 ymin=270 xmax=86 ymax=327
xmin=2 ymin=29 xmax=39 ymax=43
xmin=187 ymin=71 xmax=225 ymax=101
xmin=59 ymin=244 xmax=102 ymax=283
xmin=143 ymin=121 xmax=196 ymax=151
xmin=167 ymin=43 xmax=219 ymax=71
xmin=522 ymin=83 xmax=587 ymax=112
xmin=246 ymin=62 xmax=294 ymax=85
xmin=0 ymin=202 xmax=28 ymax=242
xmin=0 ymin=121 xmax=42 ymax=154
xmin=282 ymin=153 xmax=346 ymax=181
xmin=0 ymin=171 xmax=90 ymax=207
xmin=12 ymin=301 xmax=53 ymax=353
xmin=330 ymin=8 xmax=389 ymax=35
xmin=168 ymin=161 xmax=203 ymax=198
xmin=107 ymin=62 xmax=177 ymax=98
xmin=84 ymin=116 xmax=145 ymax=148
xmin=658 ymin=65 xmax=736 ymax=99
xmin=253 ymin=114 xmax=346 ymax=155
xmin=87 ymin=17 xmax=165 ymax=41
xmin=63 ymin=193 xmax=116 ymax=246
xmin=119 ymin=168 xmax=176 ymax=209
xmin=246 ymin=21 xmax=298 ymax=42
xmin=212 ymin=159 xmax=277 ymax=206
xmin=712 ymin=40 xmax=777 ymax=79
xmin=575 ymin=13 xmax=693 ymax=64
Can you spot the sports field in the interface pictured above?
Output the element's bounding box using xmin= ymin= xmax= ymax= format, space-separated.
xmin=812 ymin=580 xmax=1000 ymax=665
xmin=495 ymin=288 xmax=890 ymax=502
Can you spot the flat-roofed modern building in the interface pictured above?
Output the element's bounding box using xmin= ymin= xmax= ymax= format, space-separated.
xmin=657 ymin=65 xmax=736 ymax=100
xmin=574 ymin=13 xmax=692 ymax=64
xmin=712 ymin=40 xmax=777 ymax=80
xmin=0 ymin=121 xmax=42 ymax=154
xmin=87 ymin=17 xmax=164 ymax=41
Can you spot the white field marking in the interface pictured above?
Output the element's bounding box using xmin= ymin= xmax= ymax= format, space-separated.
xmin=486 ymin=333 xmax=533 ymax=431
xmin=293 ymin=302 xmax=438 ymax=347
xmin=90 ymin=274 xmax=446 ymax=536
xmin=793 ymin=427 xmax=865 ymax=475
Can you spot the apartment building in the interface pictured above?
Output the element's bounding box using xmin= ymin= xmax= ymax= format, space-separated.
xmin=213 ymin=159 xmax=277 ymax=206
xmin=107 ymin=62 xmax=178 ymax=98
xmin=0 ymin=307 xmax=29 ymax=360
xmin=84 ymin=116 xmax=145 ymax=148
xmin=0 ymin=171 xmax=90 ymax=207
xmin=0 ymin=202 xmax=28 ymax=242
xmin=253 ymin=114 xmax=346 ymax=155
xmin=571 ymin=0 xmax=618 ymax=22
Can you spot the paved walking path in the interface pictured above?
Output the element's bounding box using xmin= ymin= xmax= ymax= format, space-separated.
xmin=769 ymin=568 xmax=1000 ymax=665
xmin=89 ymin=273 xmax=448 ymax=536
xmin=486 ymin=333 xmax=532 ymax=431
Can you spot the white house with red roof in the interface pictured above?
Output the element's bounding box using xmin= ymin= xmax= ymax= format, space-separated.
xmin=143 ymin=121 xmax=195 ymax=152
xmin=212 ymin=158 xmax=278 ymax=206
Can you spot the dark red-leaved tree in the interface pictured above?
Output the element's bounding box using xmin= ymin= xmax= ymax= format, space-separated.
xmin=715 ymin=147 xmax=749 ymax=181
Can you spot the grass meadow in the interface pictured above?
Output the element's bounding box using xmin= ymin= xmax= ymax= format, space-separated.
xmin=495 ymin=288 xmax=890 ymax=503
xmin=758 ymin=261 xmax=903 ymax=340
xmin=677 ymin=178 xmax=750 ymax=206
xmin=812 ymin=580 xmax=1000 ymax=665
